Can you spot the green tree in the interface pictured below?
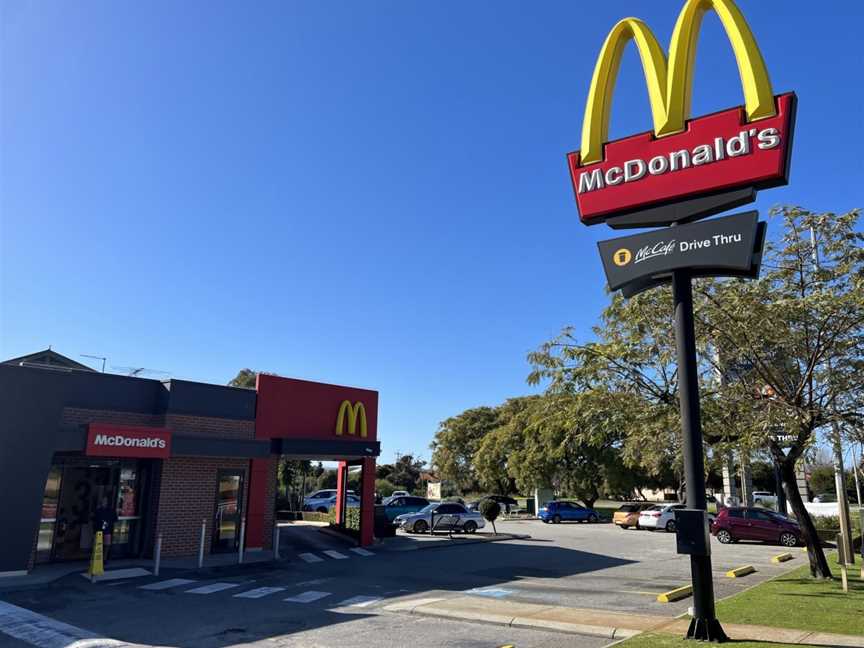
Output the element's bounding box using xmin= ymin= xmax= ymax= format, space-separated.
xmin=809 ymin=465 xmax=835 ymax=496
xmin=228 ymin=368 xmax=257 ymax=388
xmin=697 ymin=207 xmax=864 ymax=577
xmin=430 ymin=406 xmax=499 ymax=493
xmin=388 ymin=454 xmax=426 ymax=493
xmin=472 ymin=397 xmax=537 ymax=495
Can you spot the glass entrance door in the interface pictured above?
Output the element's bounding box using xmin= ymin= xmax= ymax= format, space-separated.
xmin=213 ymin=470 xmax=244 ymax=552
xmin=53 ymin=465 xmax=116 ymax=561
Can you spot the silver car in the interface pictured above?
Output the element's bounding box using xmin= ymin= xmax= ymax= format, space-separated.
xmin=395 ymin=502 xmax=486 ymax=534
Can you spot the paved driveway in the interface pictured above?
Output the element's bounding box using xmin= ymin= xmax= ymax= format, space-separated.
xmin=0 ymin=517 xmax=800 ymax=647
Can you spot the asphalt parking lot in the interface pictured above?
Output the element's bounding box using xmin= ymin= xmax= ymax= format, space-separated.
xmin=0 ymin=517 xmax=801 ymax=647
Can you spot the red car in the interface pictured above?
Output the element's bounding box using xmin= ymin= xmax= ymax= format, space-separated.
xmin=711 ymin=507 xmax=802 ymax=547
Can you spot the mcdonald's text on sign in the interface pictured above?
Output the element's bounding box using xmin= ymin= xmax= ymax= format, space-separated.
xmin=569 ymin=0 xmax=795 ymax=226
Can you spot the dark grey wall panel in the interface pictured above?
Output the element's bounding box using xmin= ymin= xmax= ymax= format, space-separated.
xmin=172 ymin=436 xmax=270 ymax=458
xmin=0 ymin=365 xmax=164 ymax=573
xmin=165 ymin=380 xmax=256 ymax=420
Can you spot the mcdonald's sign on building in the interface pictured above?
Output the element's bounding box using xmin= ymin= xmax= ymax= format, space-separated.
xmin=568 ymin=0 xmax=795 ymax=227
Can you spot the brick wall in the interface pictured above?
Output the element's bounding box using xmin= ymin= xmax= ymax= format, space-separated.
xmin=166 ymin=414 xmax=254 ymax=440
xmin=63 ymin=407 xmax=164 ymax=427
xmin=156 ymin=457 xmax=273 ymax=557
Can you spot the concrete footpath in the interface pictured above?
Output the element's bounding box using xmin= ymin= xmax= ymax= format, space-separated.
xmin=385 ymin=596 xmax=864 ymax=647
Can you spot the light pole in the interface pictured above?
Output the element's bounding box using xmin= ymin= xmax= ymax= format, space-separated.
xmin=810 ymin=225 xmax=855 ymax=564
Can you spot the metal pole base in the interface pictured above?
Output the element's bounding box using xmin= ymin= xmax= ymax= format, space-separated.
xmin=685 ymin=617 xmax=729 ymax=642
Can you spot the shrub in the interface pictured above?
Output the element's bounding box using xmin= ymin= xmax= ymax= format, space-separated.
xmin=376 ymin=479 xmax=397 ymax=497
xmin=479 ymin=498 xmax=501 ymax=534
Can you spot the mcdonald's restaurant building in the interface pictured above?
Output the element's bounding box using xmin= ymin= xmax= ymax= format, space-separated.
xmin=0 ymin=350 xmax=380 ymax=576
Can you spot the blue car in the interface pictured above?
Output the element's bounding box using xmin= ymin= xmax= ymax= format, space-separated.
xmin=539 ymin=501 xmax=599 ymax=524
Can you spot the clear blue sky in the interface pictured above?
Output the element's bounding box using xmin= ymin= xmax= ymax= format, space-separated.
xmin=2 ymin=1 xmax=862 ymax=464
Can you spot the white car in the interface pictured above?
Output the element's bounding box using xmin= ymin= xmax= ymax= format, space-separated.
xmin=303 ymin=489 xmax=355 ymax=507
xmin=753 ymin=491 xmax=778 ymax=507
xmin=390 ymin=490 xmax=410 ymax=498
xmin=303 ymin=494 xmax=360 ymax=513
xmin=638 ymin=503 xmax=686 ymax=532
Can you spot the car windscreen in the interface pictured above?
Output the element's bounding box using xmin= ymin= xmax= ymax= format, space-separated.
xmin=644 ymin=505 xmax=662 ymax=511
xmin=618 ymin=504 xmax=639 ymax=512
xmin=418 ymin=503 xmax=437 ymax=513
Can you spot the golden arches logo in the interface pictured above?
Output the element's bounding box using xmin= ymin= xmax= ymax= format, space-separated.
xmin=580 ymin=0 xmax=775 ymax=165
xmin=335 ymin=400 xmax=367 ymax=438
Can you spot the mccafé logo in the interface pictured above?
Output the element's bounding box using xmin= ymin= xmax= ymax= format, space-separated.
xmin=93 ymin=434 xmax=166 ymax=449
xmin=335 ymin=400 xmax=367 ymax=438
xmin=569 ymin=0 xmax=796 ymax=225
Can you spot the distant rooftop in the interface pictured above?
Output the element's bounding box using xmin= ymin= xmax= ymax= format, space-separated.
xmin=2 ymin=349 xmax=95 ymax=372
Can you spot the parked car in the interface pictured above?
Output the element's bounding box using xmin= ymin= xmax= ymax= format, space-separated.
xmin=711 ymin=507 xmax=802 ymax=547
xmin=303 ymin=494 xmax=360 ymax=513
xmin=638 ymin=503 xmax=686 ymax=532
xmin=395 ymin=502 xmax=485 ymax=534
xmin=539 ymin=501 xmax=599 ymax=524
xmin=613 ymin=503 xmax=651 ymax=529
xmin=382 ymin=495 xmax=429 ymax=522
xmin=812 ymin=493 xmax=837 ymax=503
xmin=390 ymin=490 xmax=410 ymax=498
xmin=467 ymin=495 xmax=519 ymax=513
xmin=752 ymin=491 xmax=778 ymax=507
xmin=303 ymin=489 xmax=355 ymax=507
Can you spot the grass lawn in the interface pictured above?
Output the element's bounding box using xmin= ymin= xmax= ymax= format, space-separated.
xmin=620 ymin=633 xmax=802 ymax=648
xmin=716 ymin=552 xmax=864 ymax=636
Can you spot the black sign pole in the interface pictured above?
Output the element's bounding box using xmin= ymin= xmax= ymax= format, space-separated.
xmin=672 ymin=267 xmax=728 ymax=642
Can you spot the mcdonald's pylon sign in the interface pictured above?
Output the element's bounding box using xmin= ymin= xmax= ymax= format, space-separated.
xmin=335 ymin=400 xmax=367 ymax=438
xmin=569 ymin=0 xmax=795 ymax=226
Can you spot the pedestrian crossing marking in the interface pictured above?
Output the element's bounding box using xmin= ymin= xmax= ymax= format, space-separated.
xmin=185 ymin=582 xmax=241 ymax=594
xmin=323 ymin=550 xmax=348 ymax=560
xmin=284 ymin=590 xmax=331 ymax=603
xmin=139 ymin=578 xmax=196 ymax=590
xmin=234 ymin=586 xmax=286 ymax=599
xmin=349 ymin=548 xmax=374 ymax=556
xmin=337 ymin=595 xmax=382 ymax=608
xmin=298 ymin=553 xmax=324 ymax=563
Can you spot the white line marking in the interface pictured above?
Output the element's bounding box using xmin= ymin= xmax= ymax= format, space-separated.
xmin=337 ymin=595 xmax=382 ymax=608
xmin=323 ymin=550 xmax=348 ymax=560
xmin=139 ymin=578 xmax=196 ymax=590
xmin=234 ymin=586 xmax=286 ymax=599
xmin=298 ymin=553 xmax=323 ymax=563
xmin=0 ymin=599 xmax=126 ymax=648
xmin=283 ymin=590 xmax=331 ymax=603
xmin=349 ymin=548 xmax=374 ymax=556
xmin=185 ymin=582 xmax=241 ymax=594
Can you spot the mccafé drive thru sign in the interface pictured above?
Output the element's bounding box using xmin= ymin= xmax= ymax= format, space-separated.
xmin=598 ymin=211 xmax=765 ymax=297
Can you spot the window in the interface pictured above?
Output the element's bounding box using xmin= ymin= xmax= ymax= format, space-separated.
xmin=406 ymin=498 xmax=426 ymax=506
xmin=437 ymin=504 xmax=463 ymax=514
xmin=728 ymin=509 xmax=744 ymax=518
xmin=37 ymin=466 xmax=62 ymax=561
xmin=748 ymin=509 xmax=773 ymax=522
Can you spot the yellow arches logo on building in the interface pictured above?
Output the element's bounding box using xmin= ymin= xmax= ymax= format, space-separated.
xmin=580 ymin=0 xmax=776 ymax=165
xmin=335 ymin=400 xmax=367 ymax=438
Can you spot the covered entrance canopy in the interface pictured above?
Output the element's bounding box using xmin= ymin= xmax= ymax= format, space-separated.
xmin=249 ymin=374 xmax=380 ymax=547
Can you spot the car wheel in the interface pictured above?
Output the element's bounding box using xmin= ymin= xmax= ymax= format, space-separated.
xmin=716 ymin=529 xmax=733 ymax=544
xmin=463 ymin=521 xmax=478 ymax=534
xmin=665 ymin=520 xmax=676 ymax=533
xmin=779 ymin=532 xmax=798 ymax=547
xmin=620 ymin=525 xmax=629 ymax=530
xmin=552 ymin=514 xmax=562 ymax=524
xmin=413 ymin=519 xmax=428 ymax=534
xmin=588 ymin=513 xmax=598 ymax=523
xmin=316 ymin=507 xmax=328 ymax=513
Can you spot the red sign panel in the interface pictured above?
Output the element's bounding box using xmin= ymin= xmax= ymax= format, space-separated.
xmin=86 ymin=424 xmax=172 ymax=458
xmin=255 ymin=374 xmax=378 ymax=442
xmin=568 ymin=93 xmax=796 ymax=225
